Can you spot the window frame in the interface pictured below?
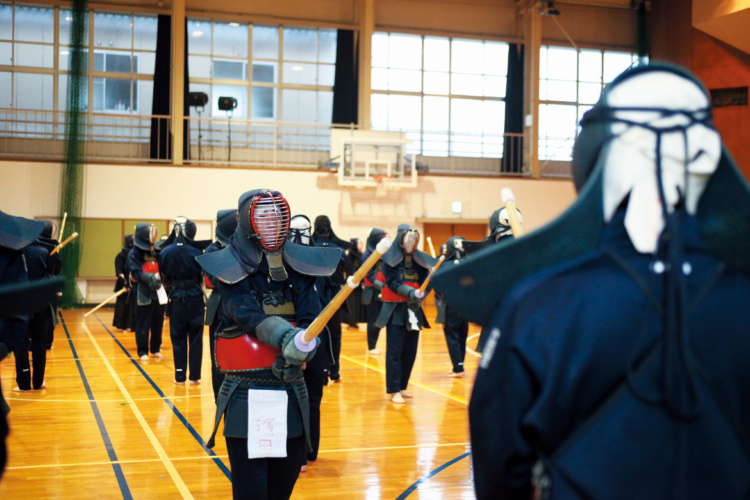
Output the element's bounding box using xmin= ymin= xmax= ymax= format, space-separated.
xmin=370 ymin=31 xmax=510 ymax=159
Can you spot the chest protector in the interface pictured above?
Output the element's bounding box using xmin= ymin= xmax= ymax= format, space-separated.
xmin=382 ymin=266 xmax=420 ymax=302
xmin=215 ymin=280 xmax=297 ymax=372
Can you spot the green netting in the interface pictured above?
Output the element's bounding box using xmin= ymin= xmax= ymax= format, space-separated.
xmin=58 ymin=0 xmax=87 ymax=308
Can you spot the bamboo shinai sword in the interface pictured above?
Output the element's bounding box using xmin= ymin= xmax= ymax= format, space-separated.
xmin=83 ymin=287 xmax=128 ymax=318
xmin=50 ymin=232 xmax=79 ymax=255
xmin=302 ymin=237 xmax=392 ymax=344
xmin=501 ymin=188 xmax=524 ymax=238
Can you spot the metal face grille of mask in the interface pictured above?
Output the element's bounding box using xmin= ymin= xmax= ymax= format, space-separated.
xmin=250 ymin=194 xmax=291 ymax=250
xmin=148 ymin=225 xmax=158 ymax=245
xmin=402 ymin=230 xmax=419 ymax=255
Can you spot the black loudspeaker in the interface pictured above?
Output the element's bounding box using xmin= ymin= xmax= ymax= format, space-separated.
xmin=188 ymin=92 xmax=208 ymax=107
xmin=218 ymin=96 xmax=238 ymax=111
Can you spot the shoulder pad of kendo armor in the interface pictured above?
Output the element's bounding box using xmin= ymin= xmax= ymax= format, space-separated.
xmin=195 ymin=246 xmax=249 ymax=284
xmin=0 ymin=211 xmax=45 ymax=251
xmin=283 ymin=240 xmax=342 ymax=277
xmin=412 ymin=250 xmax=439 ymax=269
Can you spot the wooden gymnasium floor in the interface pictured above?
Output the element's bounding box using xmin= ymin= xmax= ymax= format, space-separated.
xmin=0 ymin=304 xmax=480 ymax=499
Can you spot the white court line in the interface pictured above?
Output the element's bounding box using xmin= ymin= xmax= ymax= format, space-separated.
xmin=81 ymin=322 xmax=194 ymax=499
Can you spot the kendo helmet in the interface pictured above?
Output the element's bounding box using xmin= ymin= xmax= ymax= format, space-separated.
xmin=215 ymin=209 xmax=238 ymax=247
xmin=366 ymin=228 xmax=388 ymax=253
xmin=313 ymin=215 xmax=351 ymax=249
xmin=237 ymin=189 xmax=291 ymax=251
xmin=133 ymin=223 xmax=158 ymax=251
xmin=289 ymin=214 xmax=312 ymax=246
xmin=398 ymin=224 xmax=420 ymax=255
xmin=123 ymin=234 xmax=134 ymax=251
xmin=173 ymin=216 xmax=197 ymax=243
xmin=489 ymin=207 xmax=523 ymax=242
xmin=40 ymin=220 xmax=57 ymax=241
xmin=444 ymin=236 xmax=466 ymax=261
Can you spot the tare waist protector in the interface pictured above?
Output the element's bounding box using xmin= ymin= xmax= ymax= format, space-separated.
xmin=381 ymin=281 xmax=418 ymax=302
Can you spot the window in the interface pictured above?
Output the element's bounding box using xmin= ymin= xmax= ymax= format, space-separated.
xmin=0 ymin=4 xmax=156 ymax=115
xmin=187 ymin=20 xmax=336 ymax=124
xmin=538 ymin=45 xmax=644 ymax=161
xmin=84 ymin=12 xmax=156 ymax=114
xmin=370 ymin=32 xmax=509 ymax=158
xmin=0 ymin=4 xmax=55 ymax=110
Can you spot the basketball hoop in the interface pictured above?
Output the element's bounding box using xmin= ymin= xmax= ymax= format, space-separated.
xmin=373 ymin=175 xmax=392 ymax=197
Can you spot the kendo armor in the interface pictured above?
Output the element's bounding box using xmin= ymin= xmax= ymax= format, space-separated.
xmin=197 ymin=189 xmax=340 ymax=374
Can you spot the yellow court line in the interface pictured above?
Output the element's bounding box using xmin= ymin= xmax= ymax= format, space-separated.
xmin=80 ymin=322 xmax=194 ymax=500
xmin=340 ymin=354 xmax=468 ymax=405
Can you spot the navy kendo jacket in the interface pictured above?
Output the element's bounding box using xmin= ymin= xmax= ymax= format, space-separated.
xmin=469 ymin=210 xmax=750 ymax=500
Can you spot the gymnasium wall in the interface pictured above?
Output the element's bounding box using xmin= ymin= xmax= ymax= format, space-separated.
xmin=0 ymin=159 xmax=577 ymax=302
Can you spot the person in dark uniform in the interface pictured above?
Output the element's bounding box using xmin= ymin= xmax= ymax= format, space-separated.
xmin=158 ymin=217 xmax=204 ymax=385
xmin=434 ymin=237 xmax=469 ymax=378
xmin=0 ymin=211 xmax=62 ymax=480
xmin=198 ymin=189 xmax=340 ymax=500
xmin=38 ymin=221 xmax=62 ymax=350
xmin=12 ymin=220 xmax=62 ymax=391
xmin=203 ymin=209 xmax=237 ymax=400
xmin=312 ymin=215 xmax=349 ymax=384
xmin=433 ymin=64 xmax=750 ymax=500
xmin=376 ymin=224 xmax=437 ymax=404
xmin=288 ymin=214 xmax=334 ymax=473
xmin=472 ymin=205 xmax=523 ymax=353
xmin=342 ymin=237 xmax=365 ymax=330
xmin=127 ymin=223 xmax=167 ymax=361
xmin=113 ymin=234 xmax=134 ymax=332
xmin=361 ymin=228 xmax=388 ymax=355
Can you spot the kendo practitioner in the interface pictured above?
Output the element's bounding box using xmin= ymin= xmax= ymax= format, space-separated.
xmin=472 ymin=205 xmax=523 ymax=353
xmin=288 ymin=214 xmax=335 ymax=473
xmin=0 ymin=211 xmax=62 ymax=479
xmin=12 ymin=220 xmax=62 ymax=391
xmin=113 ymin=234 xmax=134 ymax=332
xmin=158 ymin=217 xmax=204 ymax=385
xmin=361 ymin=228 xmax=388 ymax=354
xmin=434 ymin=237 xmax=469 ymax=378
xmin=127 ymin=223 xmax=167 ymax=361
xmin=342 ymin=238 xmax=365 ymax=330
xmin=198 ymin=189 xmax=340 ymax=500
xmin=433 ymin=63 xmax=750 ymax=499
xmin=376 ymin=224 xmax=437 ymax=404
xmin=204 ymin=209 xmax=237 ymax=400
xmin=311 ymin=215 xmax=348 ymax=384
xmin=39 ymin=220 xmax=62 ymax=350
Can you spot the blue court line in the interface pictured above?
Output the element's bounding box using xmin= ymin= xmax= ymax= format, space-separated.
xmin=59 ymin=311 xmax=133 ymax=500
xmin=93 ymin=313 xmax=232 ymax=480
xmin=395 ymin=451 xmax=472 ymax=499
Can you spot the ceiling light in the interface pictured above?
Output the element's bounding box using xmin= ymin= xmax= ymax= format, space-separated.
xmin=191 ymin=31 xmax=203 ymax=38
